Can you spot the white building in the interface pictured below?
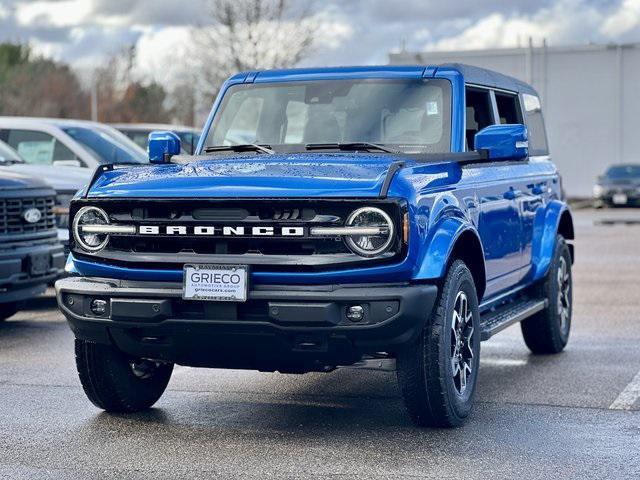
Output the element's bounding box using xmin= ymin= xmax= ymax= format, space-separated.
xmin=389 ymin=42 xmax=640 ymax=197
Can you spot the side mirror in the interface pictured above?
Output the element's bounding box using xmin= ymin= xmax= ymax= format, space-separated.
xmin=475 ymin=124 xmax=528 ymax=161
xmin=53 ymin=159 xmax=82 ymax=168
xmin=148 ymin=131 xmax=181 ymax=164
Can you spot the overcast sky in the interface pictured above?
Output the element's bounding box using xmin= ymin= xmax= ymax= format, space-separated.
xmin=1 ymin=0 xmax=639 ymax=86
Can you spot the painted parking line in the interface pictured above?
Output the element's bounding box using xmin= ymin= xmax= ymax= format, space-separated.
xmin=480 ymin=358 xmax=527 ymax=367
xmin=609 ymin=369 xmax=640 ymax=410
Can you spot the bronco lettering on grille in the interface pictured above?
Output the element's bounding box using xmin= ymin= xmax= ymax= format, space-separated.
xmin=137 ymin=225 xmax=306 ymax=237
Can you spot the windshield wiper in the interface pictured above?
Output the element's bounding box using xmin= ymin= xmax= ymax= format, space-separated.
xmin=203 ymin=144 xmax=274 ymax=155
xmin=305 ymin=142 xmax=400 ymax=154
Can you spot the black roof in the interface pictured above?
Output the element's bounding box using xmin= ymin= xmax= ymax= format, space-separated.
xmin=440 ymin=63 xmax=538 ymax=96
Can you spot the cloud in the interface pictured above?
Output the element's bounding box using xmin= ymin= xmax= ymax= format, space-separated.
xmin=0 ymin=0 xmax=638 ymax=89
xmin=601 ymin=0 xmax=640 ymax=38
xmin=421 ymin=0 xmax=638 ymax=51
xmin=90 ymin=0 xmax=207 ymax=27
xmin=14 ymin=0 xmax=91 ymax=27
xmin=133 ymin=26 xmax=195 ymax=86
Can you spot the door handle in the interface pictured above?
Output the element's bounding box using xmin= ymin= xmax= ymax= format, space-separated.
xmin=504 ymin=189 xmax=522 ymax=200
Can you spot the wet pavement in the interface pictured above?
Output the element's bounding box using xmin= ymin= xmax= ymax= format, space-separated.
xmin=1 ymin=208 xmax=639 ymax=479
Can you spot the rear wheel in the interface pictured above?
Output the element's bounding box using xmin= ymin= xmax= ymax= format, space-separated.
xmin=75 ymin=339 xmax=173 ymax=413
xmin=396 ymin=260 xmax=480 ymax=428
xmin=521 ymin=235 xmax=572 ymax=354
xmin=0 ymin=302 xmax=19 ymax=322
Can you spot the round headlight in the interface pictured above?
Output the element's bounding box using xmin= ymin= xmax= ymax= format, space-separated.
xmin=593 ymin=184 xmax=604 ymax=198
xmin=344 ymin=207 xmax=394 ymax=257
xmin=73 ymin=206 xmax=110 ymax=252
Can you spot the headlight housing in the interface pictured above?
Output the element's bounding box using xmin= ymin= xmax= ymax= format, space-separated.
xmin=592 ymin=184 xmax=604 ymax=198
xmin=344 ymin=207 xmax=394 ymax=257
xmin=72 ymin=206 xmax=110 ymax=252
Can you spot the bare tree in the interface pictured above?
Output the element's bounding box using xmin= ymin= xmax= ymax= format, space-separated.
xmin=168 ymin=81 xmax=197 ymax=126
xmin=192 ymin=0 xmax=316 ymax=99
xmin=93 ymin=46 xmax=172 ymax=123
xmin=0 ymin=44 xmax=89 ymax=118
xmin=94 ymin=46 xmax=135 ymax=121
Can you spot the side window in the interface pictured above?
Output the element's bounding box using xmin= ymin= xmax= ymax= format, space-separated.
xmin=495 ymin=92 xmax=523 ymax=124
xmin=465 ymin=88 xmax=494 ymax=150
xmin=522 ymin=94 xmax=549 ymax=156
xmin=1 ymin=129 xmax=77 ymax=165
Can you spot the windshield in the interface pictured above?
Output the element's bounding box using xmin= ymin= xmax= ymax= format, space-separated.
xmin=204 ymin=79 xmax=451 ymax=153
xmin=0 ymin=140 xmax=23 ymax=163
xmin=606 ymin=165 xmax=640 ymax=180
xmin=63 ymin=127 xmax=145 ymax=164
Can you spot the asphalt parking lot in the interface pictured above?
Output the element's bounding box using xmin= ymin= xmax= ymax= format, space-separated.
xmin=1 ymin=208 xmax=639 ymax=479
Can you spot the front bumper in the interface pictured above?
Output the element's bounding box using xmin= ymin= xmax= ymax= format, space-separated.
xmin=0 ymin=241 xmax=65 ymax=304
xmin=595 ymin=189 xmax=640 ymax=206
xmin=55 ymin=277 xmax=438 ymax=373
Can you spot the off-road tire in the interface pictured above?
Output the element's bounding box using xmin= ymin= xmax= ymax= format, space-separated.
xmin=0 ymin=302 xmax=19 ymax=322
xmin=396 ymin=260 xmax=481 ymax=428
xmin=75 ymin=339 xmax=173 ymax=413
xmin=521 ymin=235 xmax=572 ymax=354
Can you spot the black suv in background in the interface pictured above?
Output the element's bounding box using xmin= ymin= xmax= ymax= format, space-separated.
xmin=0 ymin=168 xmax=65 ymax=320
xmin=593 ymin=164 xmax=640 ymax=207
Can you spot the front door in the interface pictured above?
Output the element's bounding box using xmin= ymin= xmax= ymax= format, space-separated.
xmin=477 ymin=177 xmax=524 ymax=297
xmin=464 ymin=87 xmax=524 ymax=298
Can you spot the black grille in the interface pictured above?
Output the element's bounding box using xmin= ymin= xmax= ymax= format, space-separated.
xmin=70 ymin=199 xmax=405 ymax=270
xmin=0 ymin=196 xmax=56 ymax=237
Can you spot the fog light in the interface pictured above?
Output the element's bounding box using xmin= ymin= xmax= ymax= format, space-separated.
xmin=90 ymin=299 xmax=107 ymax=316
xmin=346 ymin=305 xmax=364 ymax=322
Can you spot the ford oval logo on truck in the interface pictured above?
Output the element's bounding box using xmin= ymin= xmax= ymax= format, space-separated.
xmin=23 ymin=208 xmax=42 ymax=224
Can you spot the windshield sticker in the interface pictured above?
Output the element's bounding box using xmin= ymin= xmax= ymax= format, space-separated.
xmin=426 ymin=101 xmax=439 ymax=116
xmin=17 ymin=141 xmax=54 ymax=164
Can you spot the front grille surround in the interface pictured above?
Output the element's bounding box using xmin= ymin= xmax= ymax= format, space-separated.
xmin=70 ymin=198 xmax=407 ymax=271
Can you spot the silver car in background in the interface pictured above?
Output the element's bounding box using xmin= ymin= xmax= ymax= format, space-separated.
xmin=0 ymin=117 xmax=146 ymax=168
xmin=111 ymin=123 xmax=201 ymax=154
xmin=0 ymin=118 xmax=147 ymax=249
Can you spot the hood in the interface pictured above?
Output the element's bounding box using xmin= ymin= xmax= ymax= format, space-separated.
xmin=6 ymin=164 xmax=92 ymax=192
xmin=0 ymin=166 xmax=52 ymax=190
xmin=87 ymin=153 xmax=405 ymax=198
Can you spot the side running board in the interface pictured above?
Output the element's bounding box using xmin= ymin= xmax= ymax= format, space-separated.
xmin=480 ymin=298 xmax=548 ymax=341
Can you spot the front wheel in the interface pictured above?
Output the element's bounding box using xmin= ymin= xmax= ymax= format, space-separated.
xmin=396 ymin=260 xmax=481 ymax=428
xmin=75 ymin=339 xmax=173 ymax=413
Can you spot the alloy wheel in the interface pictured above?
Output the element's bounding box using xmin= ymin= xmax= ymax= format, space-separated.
xmin=557 ymin=256 xmax=571 ymax=335
xmin=450 ymin=290 xmax=474 ymax=395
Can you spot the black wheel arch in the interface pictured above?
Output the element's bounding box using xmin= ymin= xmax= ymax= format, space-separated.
xmin=448 ymin=230 xmax=486 ymax=302
xmin=558 ymin=209 xmax=575 ymax=263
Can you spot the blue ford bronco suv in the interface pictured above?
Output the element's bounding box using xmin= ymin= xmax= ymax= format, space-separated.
xmin=56 ymin=64 xmax=574 ymax=427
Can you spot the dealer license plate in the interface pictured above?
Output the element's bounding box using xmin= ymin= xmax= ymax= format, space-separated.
xmin=183 ymin=264 xmax=248 ymax=302
xmin=613 ymin=193 xmax=628 ymax=205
